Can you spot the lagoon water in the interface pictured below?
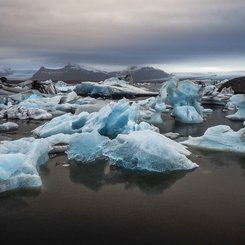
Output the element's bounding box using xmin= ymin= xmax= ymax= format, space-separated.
xmin=0 ymin=105 xmax=245 ymax=244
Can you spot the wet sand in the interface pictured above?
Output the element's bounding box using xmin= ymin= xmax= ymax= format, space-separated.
xmin=0 ymin=106 xmax=245 ymax=244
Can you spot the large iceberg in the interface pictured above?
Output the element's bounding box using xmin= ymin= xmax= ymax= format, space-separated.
xmin=0 ymin=137 xmax=50 ymax=192
xmin=181 ymin=125 xmax=245 ymax=153
xmin=165 ymin=78 xmax=204 ymax=123
xmin=103 ymin=130 xmax=198 ymax=172
xmin=74 ymin=77 xmax=158 ymax=98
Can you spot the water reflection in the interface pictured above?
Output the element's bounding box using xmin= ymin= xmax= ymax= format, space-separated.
xmin=0 ymin=189 xmax=40 ymax=215
xmin=69 ymin=160 xmax=188 ymax=195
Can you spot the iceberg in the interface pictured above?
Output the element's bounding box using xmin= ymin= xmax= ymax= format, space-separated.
xmin=74 ymin=77 xmax=158 ymax=98
xmin=0 ymin=122 xmax=18 ymax=132
xmin=67 ymin=131 xmax=110 ymax=163
xmin=226 ymin=94 xmax=245 ymax=121
xmin=32 ymin=112 xmax=89 ymax=137
xmin=0 ymin=137 xmax=50 ymax=192
xmin=181 ymin=125 xmax=245 ymax=153
xmin=103 ymin=130 xmax=198 ymax=172
xmin=33 ymin=99 xmax=157 ymax=138
xmin=0 ymin=106 xmax=53 ymax=120
xmin=165 ymin=78 xmax=204 ymax=123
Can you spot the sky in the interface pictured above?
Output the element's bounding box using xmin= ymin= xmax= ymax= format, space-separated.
xmin=0 ymin=0 xmax=245 ymax=72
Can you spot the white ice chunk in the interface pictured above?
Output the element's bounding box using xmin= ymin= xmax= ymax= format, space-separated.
xmin=0 ymin=122 xmax=18 ymax=132
xmin=226 ymin=94 xmax=245 ymax=121
xmin=181 ymin=125 xmax=245 ymax=153
xmin=103 ymin=130 xmax=198 ymax=172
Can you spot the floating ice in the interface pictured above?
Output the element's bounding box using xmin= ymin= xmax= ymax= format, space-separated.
xmin=55 ymin=81 xmax=75 ymax=93
xmin=0 ymin=106 xmax=53 ymax=120
xmin=32 ymin=112 xmax=89 ymax=137
xmin=165 ymin=78 xmax=204 ymax=123
xmin=181 ymin=125 xmax=245 ymax=153
xmin=0 ymin=137 xmax=50 ymax=192
xmin=33 ymin=99 xmax=157 ymax=138
xmin=75 ymin=77 xmax=157 ymax=98
xmin=226 ymin=94 xmax=245 ymax=121
xmin=67 ymin=131 xmax=110 ymax=162
xmin=103 ymin=130 xmax=198 ymax=172
xmin=0 ymin=122 xmax=18 ymax=132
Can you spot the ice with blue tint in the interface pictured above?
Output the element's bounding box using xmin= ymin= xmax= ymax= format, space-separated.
xmin=0 ymin=122 xmax=18 ymax=132
xmin=74 ymin=78 xmax=157 ymax=97
xmin=165 ymin=78 xmax=203 ymax=123
xmin=0 ymin=137 xmax=50 ymax=192
xmin=67 ymin=131 xmax=110 ymax=163
xmin=137 ymin=96 xmax=167 ymax=124
xmin=181 ymin=125 xmax=245 ymax=153
xmin=98 ymin=99 xmax=139 ymax=136
xmin=103 ymin=130 xmax=198 ymax=172
xmin=226 ymin=94 xmax=245 ymax=121
xmin=32 ymin=112 xmax=89 ymax=137
xmin=33 ymin=99 xmax=157 ymax=138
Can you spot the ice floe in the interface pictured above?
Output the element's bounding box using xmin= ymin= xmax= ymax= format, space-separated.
xmin=74 ymin=77 xmax=158 ymax=98
xmin=103 ymin=130 xmax=198 ymax=172
xmin=67 ymin=131 xmax=110 ymax=162
xmin=0 ymin=137 xmax=50 ymax=192
xmin=165 ymin=78 xmax=204 ymax=123
xmin=33 ymin=99 xmax=158 ymax=138
xmin=226 ymin=94 xmax=245 ymax=121
xmin=181 ymin=125 xmax=245 ymax=153
xmin=0 ymin=122 xmax=18 ymax=132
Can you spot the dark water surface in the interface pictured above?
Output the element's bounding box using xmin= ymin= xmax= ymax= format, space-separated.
xmin=0 ymin=106 xmax=245 ymax=244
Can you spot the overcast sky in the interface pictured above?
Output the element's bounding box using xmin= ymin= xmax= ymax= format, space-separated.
xmin=0 ymin=0 xmax=245 ymax=72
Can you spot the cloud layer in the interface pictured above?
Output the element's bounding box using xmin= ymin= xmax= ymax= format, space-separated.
xmin=0 ymin=0 xmax=245 ymax=70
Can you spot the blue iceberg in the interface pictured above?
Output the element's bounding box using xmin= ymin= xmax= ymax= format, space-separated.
xmin=0 ymin=137 xmax=50 ymax=192
xmin=165 ymin=78 xmax=203 ymax=123
xmin=103 ymin=130 xmax=198 ymax=172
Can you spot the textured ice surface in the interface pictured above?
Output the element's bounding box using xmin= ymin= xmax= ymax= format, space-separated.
xmin=0 ymin=137 xmax=50 ymax=192
xmin=226 ymin=94 xmax=245 ymax=121
xmin=67 ymin=131 xmax=110 ymax=162
xmin=33 ymin=99 xmax=157 ymax=137
xmin=165 ymin=78 xmax=203 ymax=123
xmin=103 ymin=130 xmax=198 ymax=172
xmin=181 ymin=125 xmax=245 ymax=153
xmin=32 ymin=112 xmax=89 ymax=137
xmin=0 ymin=106 xmax=53 ymax=120
xmin=75 ymin=78 xmax=156 ymax=97
xmin=0 ymin=122 xmax=18 ymax=132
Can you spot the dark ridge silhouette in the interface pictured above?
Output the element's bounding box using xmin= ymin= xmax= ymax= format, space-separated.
xmin=218 ymin=76 xmax=245 ymax=94
xmin=31 ymin=64 xmax=170 ymax=82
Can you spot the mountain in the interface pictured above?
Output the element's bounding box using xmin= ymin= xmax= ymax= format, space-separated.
xmin=31 ymin=64 xmax=170 ymax=82
xmin=218 ymin=76 xmax=245 ymax=94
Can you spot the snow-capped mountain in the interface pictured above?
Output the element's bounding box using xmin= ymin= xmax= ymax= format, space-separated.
xmin=31 ymin=64 xmax=170 ymax=82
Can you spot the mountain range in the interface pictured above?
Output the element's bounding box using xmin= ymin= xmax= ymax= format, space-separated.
xmin=31 ymin=64 xmax=170 ymax=82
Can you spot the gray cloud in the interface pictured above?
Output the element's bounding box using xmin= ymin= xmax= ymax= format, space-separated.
xmin=0 ymin=0 xmax=245 ymax=70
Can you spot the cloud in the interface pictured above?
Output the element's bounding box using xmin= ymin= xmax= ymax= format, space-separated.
xmin=0 ymin=0 xmax=245 ymax=69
